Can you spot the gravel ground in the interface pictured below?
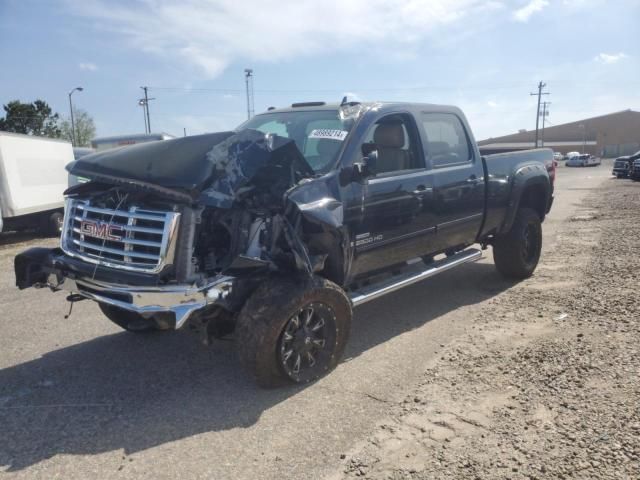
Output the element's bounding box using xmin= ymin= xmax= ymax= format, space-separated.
xmin=331 ymin=178 xmax=640 ymax=480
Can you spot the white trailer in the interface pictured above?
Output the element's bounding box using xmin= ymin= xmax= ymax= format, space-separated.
xmin=0 ymin=132 xmax=73 ymax=235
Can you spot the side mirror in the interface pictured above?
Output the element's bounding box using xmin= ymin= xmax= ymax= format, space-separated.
xmin=365 ymin=150 xmax=378 ymax=175
xmin=340 ymin=149 xmax=379 ymax=185
xmin=353 ymin=150 xmax=378 ymax=179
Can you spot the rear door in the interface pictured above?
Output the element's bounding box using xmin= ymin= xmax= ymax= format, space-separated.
xmin=417 ymin=112 xmax=485 ymax=251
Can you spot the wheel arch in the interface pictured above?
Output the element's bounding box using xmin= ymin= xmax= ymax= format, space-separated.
xmin=499 ymin=165 xmax=550 ymax=235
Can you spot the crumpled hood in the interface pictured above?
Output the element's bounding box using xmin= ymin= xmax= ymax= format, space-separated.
xmin=66 ymin=130 xmax=315 ymax=203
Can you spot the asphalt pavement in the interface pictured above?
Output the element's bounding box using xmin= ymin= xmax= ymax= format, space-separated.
xmin=0 ymin=160 xmax=615 ymax=479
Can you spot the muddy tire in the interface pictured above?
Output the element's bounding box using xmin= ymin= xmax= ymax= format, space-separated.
xmin=493 ymin=207 xmax=542 ymax=280
xmin=236 ymin=275 xmax=351 ymax=388
xmin=99 ymin=303 xmax=160 ymax=333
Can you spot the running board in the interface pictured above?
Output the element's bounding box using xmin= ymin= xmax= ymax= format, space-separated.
xmin=349 ymin=248 xmax=483 ymax=307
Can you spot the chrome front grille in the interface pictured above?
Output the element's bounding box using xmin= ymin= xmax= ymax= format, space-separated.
xmin=61 ymin=199 xmax=181 ymax=273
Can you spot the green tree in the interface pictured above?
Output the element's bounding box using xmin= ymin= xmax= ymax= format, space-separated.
xmin=60 ymin=109 xmax=97 ymax=147
xmin=0 ymin=100 xmax=61 ymax=137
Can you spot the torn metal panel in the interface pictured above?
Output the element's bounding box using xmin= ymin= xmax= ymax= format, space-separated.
xmin=199 ymin=129 xmax=315 ymax=208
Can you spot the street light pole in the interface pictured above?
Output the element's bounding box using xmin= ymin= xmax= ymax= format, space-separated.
xmin=244 ymin=69 xmax=254 ymax=120
xmin=68 ymin=87 xmax=83 ymax=146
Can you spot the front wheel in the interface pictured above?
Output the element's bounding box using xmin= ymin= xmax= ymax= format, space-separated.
xmin=236 ymin=275 xmax=351 ymax=388
xmin=41 ymin=211 xmax=64 ymax=237
xmin=493 ymin=208 xmax=542 ymax=279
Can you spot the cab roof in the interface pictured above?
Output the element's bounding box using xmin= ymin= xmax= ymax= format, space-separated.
xmin=258 ymin=101 xmax=463 ymax=116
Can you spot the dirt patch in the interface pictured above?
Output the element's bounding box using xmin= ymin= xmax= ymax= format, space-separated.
xmin=331 ymin=180 xmax=640 ymax=480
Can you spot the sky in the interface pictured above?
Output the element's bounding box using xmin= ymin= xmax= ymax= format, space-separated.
xmin=0 ymin=0 xmax=638 ymax=141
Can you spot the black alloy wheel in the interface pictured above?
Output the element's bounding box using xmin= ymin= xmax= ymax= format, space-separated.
xmin=521 ymin=222 xmax=540 ymax=265
xmin=493 ymin=207 xmax=542 ymax=279
xmin=278 ymin=303 xmax=337 ymax=383
xmin=235 ymin=275 xmax=351 ymax=387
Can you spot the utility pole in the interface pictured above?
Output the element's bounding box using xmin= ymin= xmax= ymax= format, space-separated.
xmin=530 ymin=81 xmax=550 ymax=148
xmin=138 ymin=99 xmax=148 ymax=133
xmin=244 ymin=69 xmax=254 ymax=120
xmin=540 ymin=101 xmax=551 ymax=147
xmin=140 ymin=87 xmax=155 ymax=134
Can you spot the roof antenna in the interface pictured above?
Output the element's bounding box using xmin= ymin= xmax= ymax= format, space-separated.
xmin=340 ymin=95 xmax=348 ymax=106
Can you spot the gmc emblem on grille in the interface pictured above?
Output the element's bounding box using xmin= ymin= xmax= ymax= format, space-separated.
xmin=80 ymin=220 xmax=124 ymax=241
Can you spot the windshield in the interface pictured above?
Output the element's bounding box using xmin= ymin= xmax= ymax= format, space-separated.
xmin=237 ymin=109 xmax=359 ymax=173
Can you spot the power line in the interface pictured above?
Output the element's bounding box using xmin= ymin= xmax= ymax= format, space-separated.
xmin=145 ymin=80 xmax=640 ymax=95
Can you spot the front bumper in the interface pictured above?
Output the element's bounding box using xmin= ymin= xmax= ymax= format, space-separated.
xmin=15 ymin=247 xmax=234 ymax=329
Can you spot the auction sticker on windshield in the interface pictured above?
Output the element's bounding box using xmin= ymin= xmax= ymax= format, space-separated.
xmin=308 ymin=129 xmax=349 ymax=141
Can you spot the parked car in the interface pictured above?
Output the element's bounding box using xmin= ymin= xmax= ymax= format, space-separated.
xmin=629 ymin=158 xmax=640 ymax=181
xmin=613 ymin=150 xmax=640 ymax=178
xmin=0 ymin=132 xmax=73 ymax=235
xmin=566 ymin=153 xmax=600 ymax=167
xmin=564 ymin=151 xmax=580 ymax=160
xmin=553 ymin=152 xmax=563 ymax=162
xmin=15 ymin=101 xmax=554 ymax=386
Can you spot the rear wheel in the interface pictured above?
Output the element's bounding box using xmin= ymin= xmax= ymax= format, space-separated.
xmin=99 ymin=303 xmax=161 ymax=333
xmin=493 ymin=207 xmax=542 ymax=279
xmin=236 ymin=275 xmax=351 ymax=387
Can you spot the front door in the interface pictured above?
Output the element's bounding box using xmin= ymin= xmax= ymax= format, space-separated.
xmin=350 ymin=113 xmax=436 ymax=276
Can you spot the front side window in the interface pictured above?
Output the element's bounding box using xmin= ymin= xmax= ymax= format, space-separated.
xmin=421 ymin=113 xmax=471 ymax=167
xmin=238 ymin=109 xmax=358 ymax=173
xmin=360 ymin=113 xmax=423 ymax=175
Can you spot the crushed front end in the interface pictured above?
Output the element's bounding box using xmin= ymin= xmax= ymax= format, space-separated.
xmin=14 ymin=128 xmax=346 ymax=332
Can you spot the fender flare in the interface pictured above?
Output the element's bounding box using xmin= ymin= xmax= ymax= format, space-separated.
xmin=499 ymin=163 xmax=550 ymax=235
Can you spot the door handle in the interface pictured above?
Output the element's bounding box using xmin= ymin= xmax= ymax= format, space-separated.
xmin=465 ymin=176 xmax=479 ymax=185
xmin=413 ymin=185 xmax=433 ymax=195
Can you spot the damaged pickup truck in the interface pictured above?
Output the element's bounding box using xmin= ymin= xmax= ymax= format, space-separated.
xmin=15 ymin=101 xmax=554 ymax=386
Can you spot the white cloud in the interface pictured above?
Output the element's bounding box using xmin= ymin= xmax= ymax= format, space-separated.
xmin=78 ymin=62 xmax=98 ymax=71
xmin=487 ymin=100 xmax=498 ymax=108
xmin=68 ymin=0 xmax=500 ymax=78
xmin=513 ymin=0 xmax=549 ymax=22
xmin=594 ymin=52 xmax=628 ymax=64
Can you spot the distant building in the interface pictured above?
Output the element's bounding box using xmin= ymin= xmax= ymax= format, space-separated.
xmin=478 ymin=110 xmax=640 ymax=157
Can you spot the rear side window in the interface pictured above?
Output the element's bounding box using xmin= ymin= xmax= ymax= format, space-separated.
xmin=421 ymin=113 xmax=471 ymax=167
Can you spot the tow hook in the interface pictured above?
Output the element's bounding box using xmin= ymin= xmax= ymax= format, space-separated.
xmin=64 ymin=293 xmax=87 ymax=319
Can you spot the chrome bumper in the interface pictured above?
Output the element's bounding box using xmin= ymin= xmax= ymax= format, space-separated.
xmin=45 ymin=274 xmax=234 ymax=329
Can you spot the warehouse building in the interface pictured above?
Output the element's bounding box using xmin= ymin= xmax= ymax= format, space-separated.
xmin=478 ymin=109 xmax=640 ymax=157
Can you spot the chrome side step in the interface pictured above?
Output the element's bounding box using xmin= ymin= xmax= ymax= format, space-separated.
xmin=349 ymin=248 xmax=483 ymax=307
